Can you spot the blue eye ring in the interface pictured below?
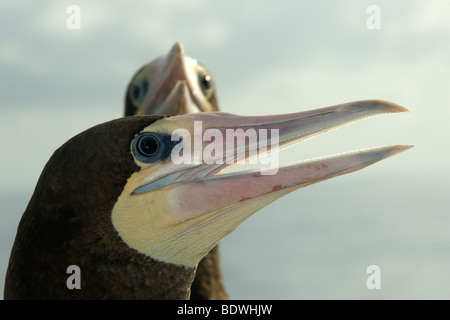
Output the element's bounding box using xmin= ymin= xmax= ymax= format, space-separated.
xmin=132 ymin=132 xmax=182 ymax=163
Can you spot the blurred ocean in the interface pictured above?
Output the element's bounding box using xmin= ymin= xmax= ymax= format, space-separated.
xmin=1 ymin=173 xmax=448 ymax=300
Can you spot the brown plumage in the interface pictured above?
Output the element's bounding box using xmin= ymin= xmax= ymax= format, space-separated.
xmin=189 ymin=243 xmax=227 ymax=300
xmin=5 ymin=116 xmax=194 ymax=299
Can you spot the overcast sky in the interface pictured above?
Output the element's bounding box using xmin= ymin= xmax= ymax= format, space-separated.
xmin=1 ymin=0 xmax=448 ymax=192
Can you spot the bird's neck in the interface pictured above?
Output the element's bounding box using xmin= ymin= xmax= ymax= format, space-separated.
xmin=5 ymin=204 xmax=197 ymax=300
xmin=77 ymin=251 xmax=197 ymax=299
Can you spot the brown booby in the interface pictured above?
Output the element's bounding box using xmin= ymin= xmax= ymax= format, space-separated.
xmin=4 ymin=100 xmax=411 ymax=299
xmin=124 ymin=42 xmax=226 ymax=300
xmin=124 ymin=42 xmax=219 ymax=117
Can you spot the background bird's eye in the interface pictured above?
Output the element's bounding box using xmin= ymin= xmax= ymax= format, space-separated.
xmin=130 ymin=78 xmax=149 ymax=104
xmin=198 ymin=72 xmax=213 ymax=97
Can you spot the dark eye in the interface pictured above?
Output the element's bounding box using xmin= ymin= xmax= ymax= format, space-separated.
xmin=129 ymin=78 xmax=149 ymax=104
xmin=132 ymin=132 xmax=183 ymax=163
xmin=133 ymin=133 xmax=163 ymax=163
xmin=198 ymin=72 xmax=213 ymax=97
xmin=137 ymin=134 xmax=159 ymax=156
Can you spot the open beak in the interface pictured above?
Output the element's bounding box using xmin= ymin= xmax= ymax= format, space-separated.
xmin=135 ymin=100 xmax=411 ymax=198
xmin=124 ymin=100 xmax=411 ymax=266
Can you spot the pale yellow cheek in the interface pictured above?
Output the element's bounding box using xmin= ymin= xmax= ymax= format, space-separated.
xmin=111 ymin=188 xmax=182 ymax=249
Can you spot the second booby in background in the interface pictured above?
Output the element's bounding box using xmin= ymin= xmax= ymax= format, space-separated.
xmin=125 ymin=42 xmax=219 ymax=117
xmin=124 ymin=42 xmax=226 ymax=299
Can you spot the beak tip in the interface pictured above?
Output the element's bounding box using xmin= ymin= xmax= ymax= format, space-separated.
xmin=390 ymin=144 xmax=414 ymax=155
xmin=170 ymin=42 xmax=185 ymax=56
xmin=370 ymin=99 xmax=409 ymax=113
xmin=345 ymin=100 xmax=409 ymax=114
xmin=364 ymin=144 xmax=413 ymax=165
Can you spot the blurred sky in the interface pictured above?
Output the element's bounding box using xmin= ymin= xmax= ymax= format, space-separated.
xmin=1 ymin=0 xmax=449 ymax=299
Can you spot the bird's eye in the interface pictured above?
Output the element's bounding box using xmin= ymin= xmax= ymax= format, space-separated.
xmin=137 ymin=134 xmax=159 ymax=156
xmin=198 ymin=72 xmax=213 ymax=97
xmin=132 ymin=132 xmax=183 ymax=163
xmin=129 ymin=78 xmax=149 ymax=104
xmin=133 ymin=133 xmax=163 ymax=163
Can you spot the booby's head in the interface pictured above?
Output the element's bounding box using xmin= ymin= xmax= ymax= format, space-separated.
xmin=124 ymin=42 xmax=218 ymax=117
xmin=112 ymin=100 xmax=411 ymax=268
xmin=5 ymin=100 xmax=411 ymax=299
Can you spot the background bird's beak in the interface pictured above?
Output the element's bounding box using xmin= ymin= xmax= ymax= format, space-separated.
xmin=141 ymin=42 xmax=204 ymax=115
xmin=157 ymin=80 xmax=199 ymax=114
